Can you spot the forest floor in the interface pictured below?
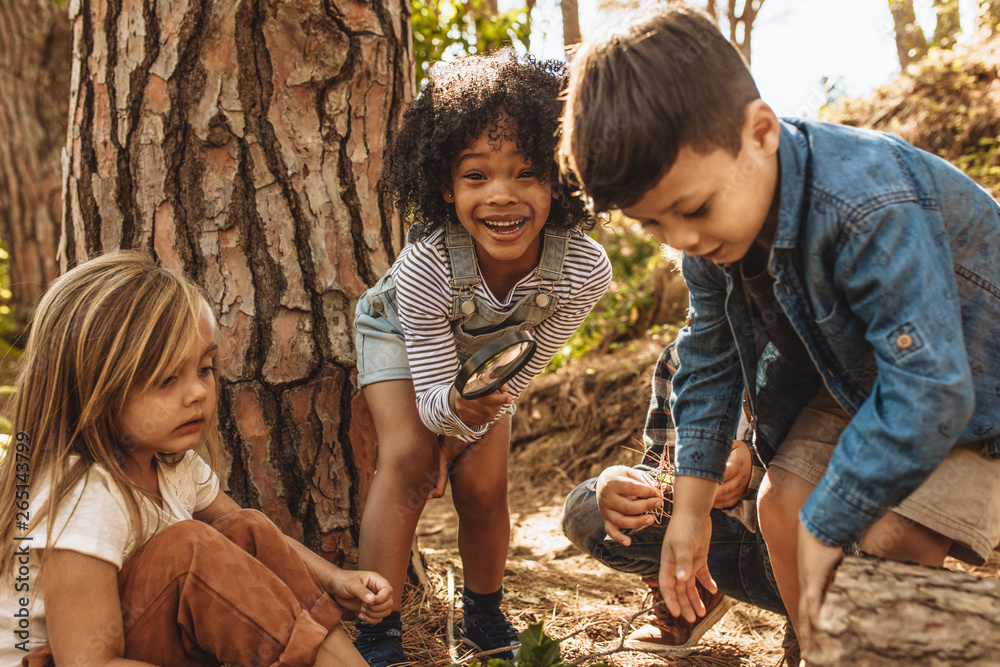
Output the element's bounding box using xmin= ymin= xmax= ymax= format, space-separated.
xmin=393 ymin=336 xmax=1000 ymax=666
xmin=406 ymin=466 xmax=789 ymax=667
xmin=390 ymin=336 xmax=790 ymax=666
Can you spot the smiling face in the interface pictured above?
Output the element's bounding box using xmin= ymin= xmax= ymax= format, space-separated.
xmin=117 ymin=303 xmax=218 ymax=466
xmin=443 ymin=120 xmax=556 ymax=278
xmin=621 ymin=101 xmax=781 ymax=265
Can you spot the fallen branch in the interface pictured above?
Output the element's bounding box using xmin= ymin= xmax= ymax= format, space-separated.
xmin=809 ymin=555 xmax=1000 ymax=666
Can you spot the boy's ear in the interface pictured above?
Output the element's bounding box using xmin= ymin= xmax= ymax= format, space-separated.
xmin=441 ymin=186 xmax=455 ymax=202
xmin=743 ymin=100 xmax=781 ymax=157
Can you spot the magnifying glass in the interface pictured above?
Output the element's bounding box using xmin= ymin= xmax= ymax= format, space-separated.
xmin=454 ymin=330 xmax=537 ymax=400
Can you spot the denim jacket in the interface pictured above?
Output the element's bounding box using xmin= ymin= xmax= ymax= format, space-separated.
xmin=671 ymin=118 xmax=1000 ymax=547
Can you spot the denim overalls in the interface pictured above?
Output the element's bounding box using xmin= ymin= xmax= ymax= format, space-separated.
xmin=354 ymin=220 xmax=569 ymax=388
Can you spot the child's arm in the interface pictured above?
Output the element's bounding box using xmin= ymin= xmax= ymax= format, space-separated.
xmin=658 ymin=476 xmax=719 ymax=623
xmin=43 ymin=549 xmax=159 ymax=667
xmin=194 ymin=493 xmax=392 ymax=623
xmin=796 ymin=522 xmax=844 ymax=655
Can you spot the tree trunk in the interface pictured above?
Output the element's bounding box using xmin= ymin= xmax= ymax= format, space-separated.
xmin=809 ymin=556 xmax=1000 ymax=666
xmin=705 ymin=0 xmax=718 ymax=26
xmin=980 ymin=0 xmax=1000 ymax=35
xmin=63 ymin=0 xmax=413 ymax=565
xmin=726 ymin=0 xmax=763 ymax=66
xmin=933 ymin=0 xmax=962 ymax=48
xmin=0 ymin=0 xmax=70 ymax=337
xmin=889 ymin=0 xmax=928 ymax=70
xmin=560 ymin=0 xmax=582 ymax=49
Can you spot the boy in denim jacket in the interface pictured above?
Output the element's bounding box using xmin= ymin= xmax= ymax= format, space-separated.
xmin=558 ymin=6 xmax=1000 ymax=655
xmin=562 ymin=341 xmax=791 ymax=657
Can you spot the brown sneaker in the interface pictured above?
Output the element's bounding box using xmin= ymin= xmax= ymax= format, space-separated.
xmin=624 ymin=577 xmax=733 ymax=656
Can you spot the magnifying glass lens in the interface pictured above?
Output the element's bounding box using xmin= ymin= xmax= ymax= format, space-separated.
xmin=455 ymin=331 xmax=536 ymax=400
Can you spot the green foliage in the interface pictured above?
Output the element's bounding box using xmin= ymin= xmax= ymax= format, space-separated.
xmin=449 ymin=621 xmax=613 ymax=667
xmin=547 ymin=215 xmax=671 ymax=371
xmin=953 ymin=135 xmax=1000 ymax=196
xmin=0 ymin=245 xmax=16 ymax=343
xmin=411 ymin=0 xmax=532 ymax=89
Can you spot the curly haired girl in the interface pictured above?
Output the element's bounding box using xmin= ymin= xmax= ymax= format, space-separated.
xmin=353 ymin=49 xmax=612 ymax=665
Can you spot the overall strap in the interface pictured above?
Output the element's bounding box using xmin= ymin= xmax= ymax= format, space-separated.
xmin=531 ymin=227 xmax=570 ymax=307
xmin=445 ymin=220 xmax=482 ymax=288
xmin=534 ymin=227 xmax=570 ymax=282
xmin=445 ymin=220 xmax=481 ymax=316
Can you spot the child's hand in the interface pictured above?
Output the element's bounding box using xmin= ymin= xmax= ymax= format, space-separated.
xmin=595 ymin=466 xmax=663 ymax=545
xmin=328 ymin=569 xmax=394 ymax=624
xmin=796 ymin=520 xmax=843 ymax=657
xmin=658 ymin=476 xmax=719 ymax=622
xmin=449 ymin=383 xmax=513 ymax=426
xmin=713 ymin=440 xmax=753 ymax=509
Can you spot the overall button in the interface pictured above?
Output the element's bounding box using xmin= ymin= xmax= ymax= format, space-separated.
xmin=461 ymin=300 xmax=476 ymax=315
xmin=896 ymin=333 xmax=914 ymax=350
xmin=371 ymin=299 xmax=384 ymax=313
xmin=535 ymin=293 xmax=550 ymax=308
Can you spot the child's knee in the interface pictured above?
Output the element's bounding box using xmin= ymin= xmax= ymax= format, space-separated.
xmin=455 ymin=478 xmax=508 ymax=521
xmin=210 ymin=508 xmax=282 ymax=550
xmin=561 ymin=478 xmax=604 ymax=549
xmin=376 ymin=437 xmax=437 ymax=479
xmin=757 ymin=466 xmax=810 ymax=537
xmin=130 ymin=520 xmax=228 ymax=575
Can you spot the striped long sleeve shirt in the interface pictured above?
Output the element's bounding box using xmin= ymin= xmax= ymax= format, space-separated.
xmin=392 ymin=227 xmax=612 ymax=441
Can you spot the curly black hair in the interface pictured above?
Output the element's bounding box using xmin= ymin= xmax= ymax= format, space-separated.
xmin=381 ymin=48 xmax=596 ymax=238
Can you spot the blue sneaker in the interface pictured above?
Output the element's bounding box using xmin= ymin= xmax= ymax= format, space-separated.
xmin=460 ymin=606 xmax=519 ymax=660
xmin=354 ymin=630 xmax=411 ymax=666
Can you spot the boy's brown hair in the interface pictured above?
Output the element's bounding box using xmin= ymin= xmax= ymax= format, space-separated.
xmin=558 ymin=6 xmax=761 ymax=213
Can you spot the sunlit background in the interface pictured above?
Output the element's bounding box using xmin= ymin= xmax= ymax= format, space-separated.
xmin=521 ymin=0 xmax=982 ymax=115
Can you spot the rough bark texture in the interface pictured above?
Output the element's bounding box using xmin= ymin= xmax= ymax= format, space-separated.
xmin=0 ymin=0 xmax=71 ymax=335
xmin=63 ymin=0 xmax=413 ymax=564
xmin=889 ymin=0 xmax=929 ymax=70
xmin=560 ymin=0 xmax=581 ymax=49
xmin=809 ymin=556 xmax=1000 ymax=666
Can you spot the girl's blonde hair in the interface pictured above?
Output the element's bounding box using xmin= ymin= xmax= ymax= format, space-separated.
xmin=0 ymin=251 xmax=220 ymax=578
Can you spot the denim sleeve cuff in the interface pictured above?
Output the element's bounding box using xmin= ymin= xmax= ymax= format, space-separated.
xmin=799 ymin=468 xmax=884 ymax=547
xmin=673 ymin=427 xmax=732 ymax=483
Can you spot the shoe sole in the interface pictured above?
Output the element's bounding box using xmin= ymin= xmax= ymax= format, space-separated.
xmin=625 ymin=596 xmax=735 ymax=656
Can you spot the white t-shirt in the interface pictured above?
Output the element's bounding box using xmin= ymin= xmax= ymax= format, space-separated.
xmin=0 ymin=451 xmax=220 ymax=664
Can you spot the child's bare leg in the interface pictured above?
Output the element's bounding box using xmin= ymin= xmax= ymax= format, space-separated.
xmin=756 ymin=464 xmax=815 ymax=627
xmin=860 ymin=511 xmax=952 ymax=565
xmin=449 ymin=414 xmax=512 ymax=594
xmin=358 ymin=380 xmax=440 ymax=609
xmin=316 ymin=626 xmax=371 ymax=666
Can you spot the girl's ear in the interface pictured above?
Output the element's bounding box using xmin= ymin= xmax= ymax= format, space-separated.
xmin=441 ymin=186 xmax=455 ymax=202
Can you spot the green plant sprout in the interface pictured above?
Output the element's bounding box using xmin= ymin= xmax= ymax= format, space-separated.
xmin=449 ymin=621 xmax=614 ymax=667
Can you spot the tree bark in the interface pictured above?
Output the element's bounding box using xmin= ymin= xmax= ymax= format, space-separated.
xmin=933 ymin=0 xmax=962 ymax=48
xmin=0 ymin=0 xmax=71 ymax=337
xmin=560 ymin=0 xmax=581 ymax=49
xmin=726 ymin=0 xmax=763 ymax=66
xmin=809 ymin=556 xmax=1000 ymax=666
xmin=63 ymin=0 xmax=413 ymax=565
xmin=889 ymin=0 xmax=928 ymax=70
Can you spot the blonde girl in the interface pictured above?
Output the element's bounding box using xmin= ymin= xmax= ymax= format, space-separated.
xmin=0 ymin=251 xmax=391 ymax=667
